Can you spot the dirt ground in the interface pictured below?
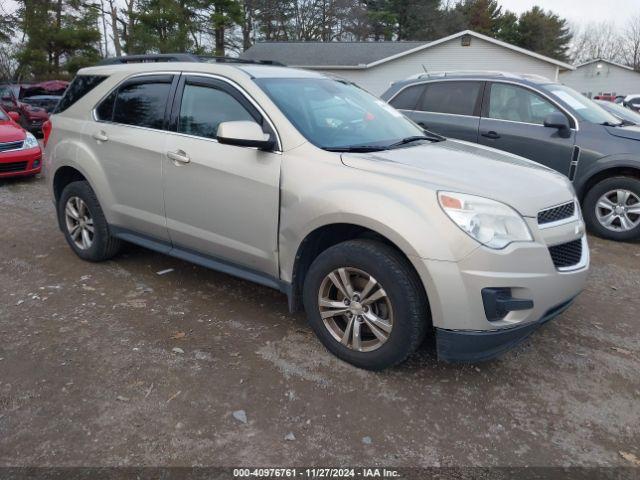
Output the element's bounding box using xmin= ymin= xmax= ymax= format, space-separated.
xmin=0 ymin=173 xmax=639 ymax=469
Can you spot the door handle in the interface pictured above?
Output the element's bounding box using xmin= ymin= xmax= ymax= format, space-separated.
xmin=481 ymin=131 xmax=500 ymax=140
xmin=167 ymin=150 xmax=191 ymax=165
xmin=92 ymin=131 xmax=108 ymax=142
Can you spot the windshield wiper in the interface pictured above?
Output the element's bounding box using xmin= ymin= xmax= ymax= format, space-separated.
xmin=601 ymin=121 xmax=623 ymax=127
xmin=323 ymin=145 xmax=388 ymax=152
xmin=387 ymin=134 xmax=445 ymax=149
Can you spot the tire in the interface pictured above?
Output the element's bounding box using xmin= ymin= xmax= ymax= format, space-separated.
xmin=303 ymin=239 xmax=429 ymax=370
xmin=583 ymin=176 xmax=640 ymax=241
xmin=57 ymin=180 xmax=122 ymax=261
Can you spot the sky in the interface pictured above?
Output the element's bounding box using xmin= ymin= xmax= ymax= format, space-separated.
xmin=498 ymin=0 xmax=639 ymax=27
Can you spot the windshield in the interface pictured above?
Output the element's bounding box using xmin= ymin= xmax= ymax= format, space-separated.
xmin=255 ymin=77 xmax=426 ymax=150
xmin=542 ymin=84 xmax=622 ymax=125
xmin=596 ymin=100 xmax=640 ymax=125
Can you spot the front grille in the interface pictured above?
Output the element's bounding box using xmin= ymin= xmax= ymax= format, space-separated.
xmin=0 ymin=161 xmax=28 ymax=173
xmin=0 ymin=141 xmax=24 ymax=153
xmin=538 ymin=201 xmax=575 ymax=225
xmin=549 ymin=239 xmax=583 ymax=269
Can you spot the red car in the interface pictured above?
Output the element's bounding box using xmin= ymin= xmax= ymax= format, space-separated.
xmin=0 ymin=107 xmax=42 ymax=178
xmin=0 ymin=84 xmax=51 ymax=135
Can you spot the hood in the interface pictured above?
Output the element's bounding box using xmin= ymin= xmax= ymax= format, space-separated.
xmin=341 ymin=140 xmax=574 ymax=217
xmin=605 ymin=125 xmax=640 ymax=141
xmin=0 ymin=119 xmax=26 ymax=143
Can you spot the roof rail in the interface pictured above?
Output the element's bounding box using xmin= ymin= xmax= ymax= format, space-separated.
xmin=97 ymin=53 xmax=286 ymax=67
xmin=404 ymin=70 xmax=551 ymax=82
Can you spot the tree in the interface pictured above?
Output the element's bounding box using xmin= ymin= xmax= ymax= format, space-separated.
xmin=517 ymin=6 xmax=572 ymax=62
xmin=570 ymin=22 xmax=623 ymax=65
xmin=622 ymin=15 xmax=640 ymax=71
xmin=14 ymin=0 xmax=101 ymax=78
xmin=453 ymin=0 xmax=501 ymax=37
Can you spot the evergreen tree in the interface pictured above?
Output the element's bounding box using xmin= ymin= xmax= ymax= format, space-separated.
xmin=517 ymin=6 xmax=572 ymax=62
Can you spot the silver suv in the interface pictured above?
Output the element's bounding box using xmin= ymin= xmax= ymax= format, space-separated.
xmin=45 ymin=55 xmax=589 ymax=370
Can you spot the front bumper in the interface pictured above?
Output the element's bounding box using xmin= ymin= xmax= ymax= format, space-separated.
xmin=412 ymin=216 xmax=589 ymax=362
xmin=0 ymin=147 xmax=42 ymax=178
xmin=435 ymin=296 xmax=576 ymax=362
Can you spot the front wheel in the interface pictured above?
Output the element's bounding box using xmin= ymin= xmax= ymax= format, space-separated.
xmin=303 ymin=239 xmax=429 ymax=370
xmin=583 ymin=176 xmax=640 ymax=241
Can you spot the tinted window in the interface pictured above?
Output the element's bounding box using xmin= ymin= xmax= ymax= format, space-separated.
xmin=113 ymin=81 xmax=171 ymax=129
xmin=389 ymin=84 xmax=424 ymax=110
xmin=54 ymin=75 xmax=106 ymax=113
xmin=95 ymin=90 xmax=116 ymax=121
xmin=488 ymin=83 xmax=561 ymax=125
xmin=418 ymin=81 xmax=481 ymax=116
xmin=179 ymin=84 xmax=254 ymax=139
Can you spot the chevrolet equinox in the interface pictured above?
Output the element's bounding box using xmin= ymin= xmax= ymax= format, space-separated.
xmin=45 ymin=55 xmax=589 ymax=370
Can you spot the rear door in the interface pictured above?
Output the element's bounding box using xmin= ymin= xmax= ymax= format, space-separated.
xmin=391 ymin=80 xmax=483 ymax=142
xmin=478 ymin=82 xmax=575 ymax=176
xmin=89 ymin=74 xmax=176 ymax=241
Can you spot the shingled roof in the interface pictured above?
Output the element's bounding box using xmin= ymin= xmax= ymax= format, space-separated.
xmin=240 ymin=41 xmax=427 ymax=67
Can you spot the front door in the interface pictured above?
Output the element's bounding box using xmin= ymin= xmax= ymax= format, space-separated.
xmin=478 ymin=82 xmax=576 ymax=176
xmin=163 ymin=75 xmax=281 ymax=277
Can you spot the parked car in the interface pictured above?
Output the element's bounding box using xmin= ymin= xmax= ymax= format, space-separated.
xmin=45 ymin=55 xmax=588 ymax=369
xmin=21 ymin=95 xmax=62 ymax=114
xmin=0 ymin=106 xmax=42 ymax=178
xmin=0 ymin=84 xmax=49 ymax=135
xmin=382 ymin=72 xmax=640 ymax=241
xmin=594 ymin=99 xmax=640 ymax=125
xmin=623 ymin=94 xmax=640 ymax=112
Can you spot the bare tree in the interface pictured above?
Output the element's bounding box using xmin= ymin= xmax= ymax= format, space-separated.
xmin=570 ymin=21 xmax=623 ymax=64
xmin=622 ymin=14 xmax=640 ymax=71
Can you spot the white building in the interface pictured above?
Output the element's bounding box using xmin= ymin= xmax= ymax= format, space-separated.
xmin=241 ymin=30 xmax=574 ymax=96
xmin=559 ymin=58 xmax=640 ymax=98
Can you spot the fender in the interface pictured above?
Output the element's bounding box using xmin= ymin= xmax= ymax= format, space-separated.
xmin=574 ymin=153 xmax=640 ymax=198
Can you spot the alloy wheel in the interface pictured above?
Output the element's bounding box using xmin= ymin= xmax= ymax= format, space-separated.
xmin=595 ymin=189 xmax=640 ymax=232
xmin=64 ymin=196 xmax=94 ymax=250
xmin=317 ymin=267 xmax=393 ymax=352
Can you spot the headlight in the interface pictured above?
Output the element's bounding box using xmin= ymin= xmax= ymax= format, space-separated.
xmin=438 ymin=191 xmax=532 ymax=249
xmin=23 ymin=132 xmax=39 ymax=149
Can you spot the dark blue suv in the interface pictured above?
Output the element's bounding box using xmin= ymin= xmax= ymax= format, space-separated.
xmin=381 ymin=72 xmax=640 ymax=241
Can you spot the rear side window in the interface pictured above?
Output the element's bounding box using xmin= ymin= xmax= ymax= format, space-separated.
xmin=178 ymin=83 xmax=254 ymax=139
xmin=111 ymin=79 xmax=172 ymax=129
xmin=54 ymin=75 xmax=106 ymax=113
xmin=417 ymin=81 xmax=482 ymax=116
xmin=389 ymin=84 xmax=424 ymax=110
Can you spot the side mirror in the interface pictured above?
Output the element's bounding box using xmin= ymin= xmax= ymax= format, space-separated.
xmin=216 ymin=121 xmax=275 ymax=151
xmin=7 ymin=111 xmax=20 ymax=122
xmin=544 ymin=112 xmax=570 ymax=131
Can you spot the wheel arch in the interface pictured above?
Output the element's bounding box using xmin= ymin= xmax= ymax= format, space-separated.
xmin=287 ymin=222 xmax=430 ymax=317
xmin=576 ymin=162 xmax=640 ymax=200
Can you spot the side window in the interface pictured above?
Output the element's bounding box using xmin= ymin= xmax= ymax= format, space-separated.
xmin=418 ymin=81 xmax=482 ymax=116
xmin=178 ymin=83 xmax=255 ymax=140
xmin=487 ymin=83 xmax=561 ymax=125
xmin=95 ymin=90 xmax=116 ymax=121
xmin=388 ymin=84 xmax=424 ymax=110
xmin=112 ymin=80 xmax=172 ymax=129
xmin=54 ymin=75 xmax=106 ymax=113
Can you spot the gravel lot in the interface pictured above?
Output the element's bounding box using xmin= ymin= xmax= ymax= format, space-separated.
xmin=1 ymin=173 xmax=639 ymax=469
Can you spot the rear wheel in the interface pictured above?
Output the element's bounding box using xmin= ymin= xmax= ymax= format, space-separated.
xmin=57 ymin=181 xmax=122 ymax=261
xmin=584 ymin=176 xmax=640 ymax=241
xmin=303 ymin=239 xmax=428 ymax=370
